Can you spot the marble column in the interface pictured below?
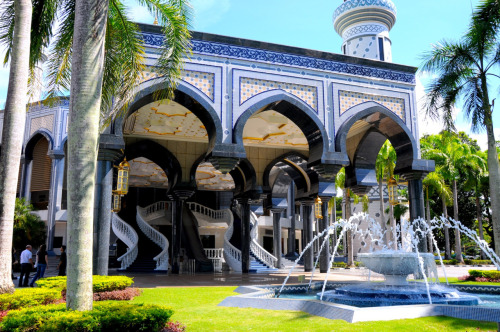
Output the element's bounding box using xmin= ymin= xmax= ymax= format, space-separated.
xmin=286 ymin=181 xmax=296 ymax=257
xmin=319 ymin=197 xmax=330 ymax=273
xmin=21 ymin=158 xmax=33 ymax=201
xmin=404 ymin=172 xmax=428 ymax=253
xmin=93 ymin=148 xmax=121 ymax=275
xmin=238 ymin=198 xmax=251 ymax=273
xmin=46 ymin=150 xmax=65 ymax=252
xmin=301 ymin=199 xmax=314 ymax=272
xmin=171 ymin=198 xmax=182 ymax=274
xmin=272 ymin=208 xmax=284 ymax=268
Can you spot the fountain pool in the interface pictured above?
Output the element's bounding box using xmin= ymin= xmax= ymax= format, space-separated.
xmin=219 ymin=214 xmax=500 ymax=324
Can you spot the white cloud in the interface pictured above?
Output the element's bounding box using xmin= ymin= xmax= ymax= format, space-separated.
xmin=189 ymin=0 xmax=230 ymax=30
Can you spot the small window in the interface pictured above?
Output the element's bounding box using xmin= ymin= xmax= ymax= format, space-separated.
xmin=343 ymin=45 xmax=347 ymax=55
xmin=378 ymin=38 xmax=385 ymax=61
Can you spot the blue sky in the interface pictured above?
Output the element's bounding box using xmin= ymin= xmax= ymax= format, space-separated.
xmin=1 ymin=0 xmax=497 ymax=148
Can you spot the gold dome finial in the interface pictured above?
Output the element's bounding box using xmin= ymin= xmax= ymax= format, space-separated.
xmin=153 ymin=14 xmax=158 ymax=25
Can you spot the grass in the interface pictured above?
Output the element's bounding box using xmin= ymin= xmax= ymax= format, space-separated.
xmin=132 ymin=287 xmax=498 ymax=331
xmin=439 ymin=277 xmax=500 ymax=286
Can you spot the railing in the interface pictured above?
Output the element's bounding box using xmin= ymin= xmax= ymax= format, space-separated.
xmin=232 ymin=203 xmax=278 ymax=269
xmin=187 ymin=202 xmax=228 ymax=220
xmin=204 ymin=248 xmax=224 ymax=272
xmin=249 ymin=210 xmax=277 ymax=268
xmin=141 ymin=201 xmax=169 ymax=221
xmin=111 ymin=213 xmax=139 ymax=270
xmin=136 ymin=207 xmax=169 ymax=271
xmin=222 ymin=210 xmax=242 ymax=272
xmin=204 ymin=248 xmax=224 ymax=259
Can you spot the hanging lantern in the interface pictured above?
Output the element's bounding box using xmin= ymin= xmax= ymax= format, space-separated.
xmin=314 ymin=196 xmax=323 ymax=219
xmin=112 ymin=191 xmax=122 ymax=213
xmin=388 ymin=177 xmax=399 ymax=206
xmin=116 ymin=158 xmax=130 ymax=195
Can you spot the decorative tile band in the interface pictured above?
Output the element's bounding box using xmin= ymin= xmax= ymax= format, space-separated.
xmin=343 ymin=24 xmax=387 ymax=40
xmin=240 ymin=77 xmax=317 ymax=110
xmin=333 ymin=0 xmax=397 ymax=20
xmin=141 ymin=69 xmax=215 ymax=101
xmin=141 ymin=33 xmax=416 ymax=84
xmin=30 ymin=114 xmax=54 ymax=136
xmin=339 ymin=90 xmax=405 ymax=119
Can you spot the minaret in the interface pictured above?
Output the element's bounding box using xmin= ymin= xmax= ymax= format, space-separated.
xmin=333 ymin=0 xmax=397 ymax=62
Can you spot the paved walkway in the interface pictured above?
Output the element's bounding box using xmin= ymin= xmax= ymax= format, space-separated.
xmin=13 ymin=255 xmax=497 ymax=289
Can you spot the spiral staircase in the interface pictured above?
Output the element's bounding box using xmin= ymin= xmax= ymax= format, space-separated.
xmin=111 ymin=201 xmax=279 ymax=274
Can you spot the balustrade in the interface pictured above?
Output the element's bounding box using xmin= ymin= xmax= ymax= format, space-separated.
xmin=111 ymin=213 xmax=138 ymax=270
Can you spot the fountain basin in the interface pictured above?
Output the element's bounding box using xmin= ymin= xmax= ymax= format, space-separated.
xmin=319 ymin=284 xmax=480 ymax=307
xmin=358 ymin=252 xmax=436 ymax=285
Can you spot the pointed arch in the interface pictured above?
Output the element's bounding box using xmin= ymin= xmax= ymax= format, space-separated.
xmin=234 ymin=90 xmax=328 ymax=164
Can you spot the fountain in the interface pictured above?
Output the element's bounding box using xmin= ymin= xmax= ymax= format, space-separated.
xmin=219 ymin=213 xmax=500 ymax=324
xmin=319 ymin=251 xmax=480 ymax=307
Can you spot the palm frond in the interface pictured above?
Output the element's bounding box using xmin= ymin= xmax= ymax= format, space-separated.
xmin=134 ymin=0 xmax=191 ymax=102
xmin=0 ymin=0 xmax=15 ymax=65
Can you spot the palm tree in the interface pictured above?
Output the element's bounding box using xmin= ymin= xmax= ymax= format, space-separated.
xmin=0 ymin=0 xmax=190 ymax=306
xmin=422 ymin=134 xmax=474 ymax=262
xmin=421 ymin=2 xmax=500 ymax=257
xmin=66 ymin=0 xmax=190 ymax=311
xmin=335 ymin=168 xmax=354 ymax=266
xmin=0 ymin=0 xmax=33 ymax=295
xmin=423 ymin=169 xmax=452 ymax=256
xmin=375 ymin=140 xmax=396 ymax=247
xmin=462 ymin=149 xmax=488 ymax=259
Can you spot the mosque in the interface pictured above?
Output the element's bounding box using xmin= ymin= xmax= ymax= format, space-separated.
xmin=0 ymin=0 xmax=433 ymax=274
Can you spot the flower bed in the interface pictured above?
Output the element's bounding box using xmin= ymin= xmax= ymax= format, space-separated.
xmin=458 ymin=269 xmax=500 ymax=282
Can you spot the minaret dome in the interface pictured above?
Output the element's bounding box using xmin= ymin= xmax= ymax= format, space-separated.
xmin=333 ymin=0 xmax=397 ymax=62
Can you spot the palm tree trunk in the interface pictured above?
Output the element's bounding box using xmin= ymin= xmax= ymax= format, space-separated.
xmin=426 ymin=189 xmax=433 ymax=253
xmin=442 ymin=197 xmax=451 ymax=260
xmin=345 ymin=189 xmax=354 ymax=266
xmin=0 ymin=0 xmax=32 ymax=295
xmin=480 ymin=74 xmax=500 ymax=260
xmin=476 ymin=195 xmax=486 ymax=260
xmin=66 ymin=0 xmax=109 ymax=311
xmin=452 ymin=180 xmax=464 ymax=263
xmin=484 ymin=113 xmax=500 ymax=259
xmin=389 ymin=204 xmax=397 ymax=250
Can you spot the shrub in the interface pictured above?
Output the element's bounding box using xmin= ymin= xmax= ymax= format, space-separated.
xmin=0 ymin=302 xmax=174 ymax=332
xmin=332 ymin=262 xmax=347 ymax=268
xmin=0 ymin=288 xmax=61 ymax=311
xmin=161 ymin=321 xmax=187 ymax=332
xmin=93 ymin=288 xmax=142 ymax=301
xmin=354 ymin=261 xmax=365 ymax=268
xmin=36 ymin=276 xmax=134 ymax=293
xmin=463 ymin=259 xmax=493 ymax=265
xmin=438 ymin=259 xmax=458 ymax=265
xmin=468 ymin=270 xmax=500 ymax=280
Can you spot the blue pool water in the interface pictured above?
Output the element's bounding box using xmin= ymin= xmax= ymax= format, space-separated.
xmin=279 ymin=290 xmax=500 ymax=308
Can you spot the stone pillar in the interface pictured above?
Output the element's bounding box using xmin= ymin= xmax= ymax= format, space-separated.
xmin=319 ymin=197 xmax=330 ymax=273
xmin=404 ymin=172 xmax=428 ymax=253
xmin=272 ymin=208 xmax=283 ymax=268
xmin=238 ymin=198 xmax=251 ymax=273
xmin=301 ymin=199 xmax=314 ymax=272
xmin=170 ymin=199 xmax=180 ymax=274
xmin=286 ymin=181 xmax=296 ymax=257
xmin=22 ymin=158 xmax=33 ymax=201
xmin=46 ymin=150 xmax=65 ymax=252
xmin=18 ymin=156 xmax=27 ymax=198
xmin=171 ymin=198 xmax=183 ymax=274
xmin=93 ymin=149 xmax=120 ymax=275
xmin=171 ymin=188 xmax=195 ymax=274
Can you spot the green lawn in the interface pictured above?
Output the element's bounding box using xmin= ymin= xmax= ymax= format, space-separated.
xmin=132 ymin=287 xmax=498 ymax=331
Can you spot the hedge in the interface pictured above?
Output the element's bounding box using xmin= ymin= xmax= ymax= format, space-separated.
xmin=468 ymin=270 xmax=500 ymax=280
xmin=436 ymin=259 xmax=493 ymax=265
xmin=0 ymin=302 xmax=173 ymax=332
xmin=0 ymin=288 xmax=61 ymax=311
xmin=36 ymin=276 xmax=134 ymax=293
